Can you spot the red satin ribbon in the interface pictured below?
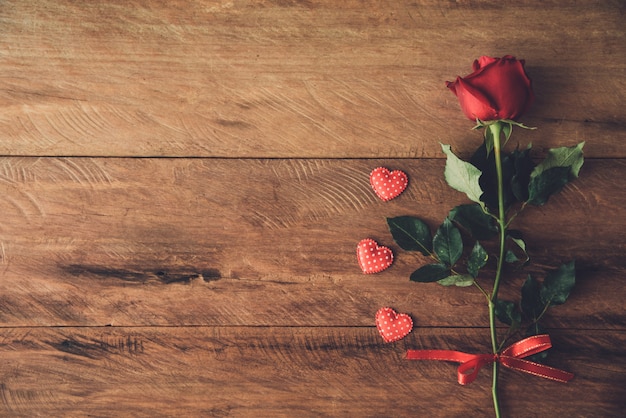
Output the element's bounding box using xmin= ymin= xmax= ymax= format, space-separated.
xmin=406 ymin=334 xmax=574 ymax=385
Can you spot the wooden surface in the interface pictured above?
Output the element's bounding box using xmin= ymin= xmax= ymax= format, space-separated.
xmin=0 ymin=1 xmax=624 ymax=416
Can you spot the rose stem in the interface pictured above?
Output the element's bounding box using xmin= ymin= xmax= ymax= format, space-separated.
xmin=488 ymin=121 xmax=506 ymax=418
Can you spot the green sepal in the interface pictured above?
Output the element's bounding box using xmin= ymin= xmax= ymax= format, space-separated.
xmin=495 ymin=299 xmax=521 ymax=327
xmin=471 ymin=119 xmax=484 ymax=130
xmin=472 ymin=119 xmax=536 ymax=131
xmin=441 ymin=144 xmax=485 ymax=208
xmin=437 ymin=274 xmax=475 ymax=287
xmin=474 ymin=119 xmax=534 ymax=153
xmin=432 ymin=218 xmax=463 ymax=267
xmin=467 ymin=241 xmax=488 ymax=278
xmin=449 ymin=204 xmax=498 ymax=240
xmin=410 ymin=263 xmax=450 ymax=283
xmin=483 ymin=123 xmax=495 ymax=155
xmin=387 ymin=216 xmax=432 ymax=255
xmin=502 ymin=122 xmax=513 ymax=144
xmin=540 ymin=260 xmax=576 ymax=306
xmin=498 ymin=119 xmax=536 ymax=131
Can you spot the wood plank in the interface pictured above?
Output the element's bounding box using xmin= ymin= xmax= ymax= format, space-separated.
xmin=0 ymin=0 xmax=623 ymax=158
xmin=0 ymin=326 xmax=623 ymax=417
xmin=1 ymin=2 xmax=623 ymax=416
xmin=0 ymin=157 xmax=623 ymax=327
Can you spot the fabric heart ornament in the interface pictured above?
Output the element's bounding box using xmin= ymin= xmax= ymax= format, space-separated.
xmin=375 ymin=307 xmax=413 ymax=343
xmin=357 ymin=238 xmax=393 ymax=274
xmin=370 ymin=167 xmax=408 ymax=201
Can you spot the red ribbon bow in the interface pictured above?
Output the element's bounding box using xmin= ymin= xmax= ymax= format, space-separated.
xmin=406 ymin=334 xmax=574 ymax=385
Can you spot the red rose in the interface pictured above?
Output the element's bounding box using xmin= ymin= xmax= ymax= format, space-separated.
xmin=446 ymin=55 xmax=534 ymax=121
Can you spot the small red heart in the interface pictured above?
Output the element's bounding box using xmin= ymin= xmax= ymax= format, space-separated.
xmin=370 ymin=167 xmax=408 ymax=201
xmin=357 ymin=239 xmax=393 ymax=274
xmin=375 ymin=307 xmax=413 ymax=343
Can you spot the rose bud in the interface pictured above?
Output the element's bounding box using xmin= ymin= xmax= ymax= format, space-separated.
xmin=446 ymin=55 xmax=534 ymax=122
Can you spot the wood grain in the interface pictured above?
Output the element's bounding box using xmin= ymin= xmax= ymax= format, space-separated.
xmin=0 ymin=157 xmax=623 ymax=328
xmin=0 ymin=327 xmax=623 ymax=417
xmin=0 ymin=0 xmax=623 ymax=158
xmin=1 ymin=1 xmax=625 ymax=416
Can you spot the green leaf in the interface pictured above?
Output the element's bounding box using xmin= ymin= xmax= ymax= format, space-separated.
xmin=534 ymin=142 xmax=585 ymax=178
xmin=437 ymin=274 xmax=474 ymax=287
xmin=540 ymin=260 xmax=576 ymax=306
xmin=510 ymin=145 xmax=535 ymax=202
xmin=470 ymin=143 xmax=516 ymax=212
xmin=527 ymin=142 xmax=585 ymax=205
xmin=432 ymin=218 xmax=463 ymax=267
xmin=525 ymin=323 xmax=549 ymax=362
xmin=506 ymin=230 xmax=529 ymax=265
xmin=449 ymin=204 xmax=498 ymax=240
xmin=495 ymin=299 xmax=521 ymax=326
xmin=527 ymin=166 xmax=571 ymax=205
xmin=387 ymin=216 xmax=432 ymax=255
xmin=526 ymin=322 xmax=546 ymax=338
xmin=521 ymin=275 xmax=544 ymax=320
xmin=467 ymin=241 xmax=488 ymax=278
xmin=441 ymin=144 xmax=484 ymax=207
xmin=410 ymin=263 xmax=450 ymax=283
xmin=505 ymin=250 xmax=519 ymax=263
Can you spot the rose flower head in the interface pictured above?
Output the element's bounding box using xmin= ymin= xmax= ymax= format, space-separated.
xmin=446 ymin=55 xmax=534 ymax=122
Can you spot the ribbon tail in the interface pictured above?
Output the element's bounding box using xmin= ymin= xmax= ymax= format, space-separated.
xmin=406 ymin=350 xmax=494 ymax=385
xmin=406 ymin=349 xmax=476 ymax=363
xmin=500 ymin=356 xmax=574 ymax=383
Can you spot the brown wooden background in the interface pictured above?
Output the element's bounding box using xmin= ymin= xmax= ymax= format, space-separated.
xmin=0 ymin=1 xmax=624 ymax=416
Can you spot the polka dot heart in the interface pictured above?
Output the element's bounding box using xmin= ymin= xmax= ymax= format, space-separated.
xmin=375 ymin=307 xmax=413 ymax=343
xmin=357 ymin=238 xmax=393 ymax=274
xmin=370 ymin=167 xmax=408 ymax=201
